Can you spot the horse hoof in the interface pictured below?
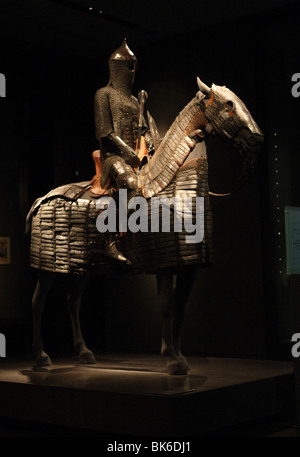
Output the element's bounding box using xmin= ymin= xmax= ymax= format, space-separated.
xmin=79 ymin=350 xmax=96 ymax=364
xmin=177 ymin=354 xmax=190 ymax=372
xmin=167 ymin=359 xmax=188 ymax=376
xmin=35 ymin=353 xmax=52 ymax=367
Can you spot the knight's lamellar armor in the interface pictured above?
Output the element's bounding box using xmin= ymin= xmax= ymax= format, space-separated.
xmin=94 ymin=86 xmax=139 ymax=158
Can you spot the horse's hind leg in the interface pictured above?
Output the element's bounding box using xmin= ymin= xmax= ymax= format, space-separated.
xmin=156 ymin=271 xmax=187 ymax=375
xmin=32 ymin=269 xmax=56 ymax=366
xmin=67 ymin=275 xmax=96 ymax=364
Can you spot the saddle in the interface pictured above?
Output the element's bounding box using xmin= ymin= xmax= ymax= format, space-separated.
xmin=89 ymin=137 xmax=148 ymax=198
xmin=89 ymin=150 xmax=115 ymax=197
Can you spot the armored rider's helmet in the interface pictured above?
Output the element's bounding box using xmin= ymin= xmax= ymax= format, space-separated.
xmin=108 ymin=39 xmax=137 ymax=92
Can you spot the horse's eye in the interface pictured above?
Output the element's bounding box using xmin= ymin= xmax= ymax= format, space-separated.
xmin=225 ymin=101 xmax=234 ymax=112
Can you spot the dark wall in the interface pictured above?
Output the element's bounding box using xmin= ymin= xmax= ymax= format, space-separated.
xmin=0 ymin=3 xmax=299 ymax=359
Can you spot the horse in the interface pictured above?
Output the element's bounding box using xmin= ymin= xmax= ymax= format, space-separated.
xmin=26 ymin=77 xmax=263 ymax=374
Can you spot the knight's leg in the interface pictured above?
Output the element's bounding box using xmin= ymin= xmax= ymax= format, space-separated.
xmin=32 ymin=269 xmax=56 ymax=366
xmin=172 ymin=266 xmax=199 ymax=370
xmin=67 ymin=275 xmax=96 ymax=364
xmin=156 ymin=270 xmax=188 ymax=375
xmin=102 ymin=157 xmax=138 ymax=264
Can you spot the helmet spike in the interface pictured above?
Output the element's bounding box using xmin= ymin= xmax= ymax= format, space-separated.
xmin=109 ymin=39 xmax=137 ymax=62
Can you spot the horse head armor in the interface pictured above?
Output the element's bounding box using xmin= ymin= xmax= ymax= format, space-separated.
xmin=197 ymin=77 xmax=264 ymax=163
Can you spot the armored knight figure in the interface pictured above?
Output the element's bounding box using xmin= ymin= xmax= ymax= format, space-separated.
xmin=94 ymin=39 xmax=152 ymax=264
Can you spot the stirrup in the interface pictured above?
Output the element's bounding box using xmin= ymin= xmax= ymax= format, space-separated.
xmin=104 ymin=239 xmax=132 ymax=265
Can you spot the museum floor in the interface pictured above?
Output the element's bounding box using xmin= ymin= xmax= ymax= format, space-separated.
xmin=0 ymin=353 xmax=296 ymax=437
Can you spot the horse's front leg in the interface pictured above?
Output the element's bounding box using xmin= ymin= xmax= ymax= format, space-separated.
xmin=67 ymin=275 xmax=96 ymax=364
xmin=171 ymin=266 xmax=199 ymax=372
xmin=156 ymin=270 xmax=187 ymax=375
xmin=32 ymin=269 xmax=56 ymax=366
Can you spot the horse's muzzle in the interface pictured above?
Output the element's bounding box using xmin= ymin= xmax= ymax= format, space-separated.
xmin=233 ymin=128 xmax=264 ymax=155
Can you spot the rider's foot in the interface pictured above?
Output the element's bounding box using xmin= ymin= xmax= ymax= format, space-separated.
xmin=104 ymin=236 xmax=132 ymax=265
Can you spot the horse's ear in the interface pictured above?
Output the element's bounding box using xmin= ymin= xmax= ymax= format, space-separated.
xmin=197 ymin=77 xmax=210 ymax=93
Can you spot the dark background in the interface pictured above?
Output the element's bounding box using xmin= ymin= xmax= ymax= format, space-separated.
xmin=0 ymin=0 xmax=300 ymax=361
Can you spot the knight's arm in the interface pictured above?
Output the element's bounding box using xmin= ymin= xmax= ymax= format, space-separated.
xmin=105 ymin=133 xmax=141 ymax=167
xmin=94 ymin=89 xmax=140 ymax=167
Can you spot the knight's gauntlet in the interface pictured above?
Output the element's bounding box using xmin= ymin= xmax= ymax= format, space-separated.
xmin=108 ymin=133 xmax=141 ymax=168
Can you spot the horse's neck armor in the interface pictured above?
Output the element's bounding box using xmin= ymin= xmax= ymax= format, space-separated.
xmin=139 ymin=98 xmax=207 ymax=198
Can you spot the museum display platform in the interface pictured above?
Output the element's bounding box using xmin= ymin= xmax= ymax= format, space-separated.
xmin=0 ymin=353 xmax=294 ymax=436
